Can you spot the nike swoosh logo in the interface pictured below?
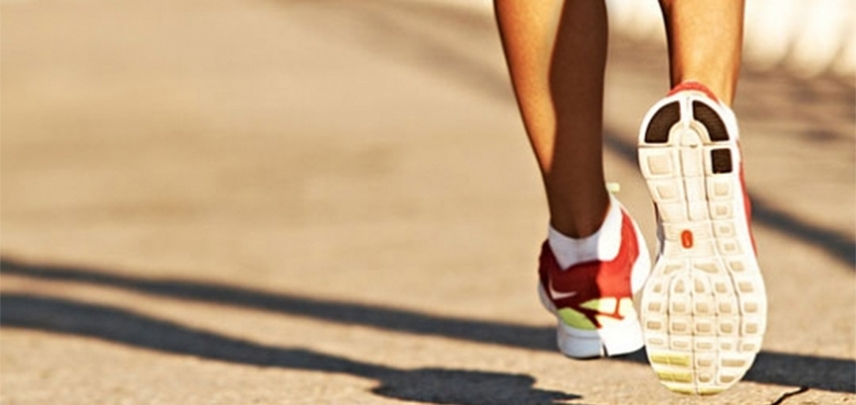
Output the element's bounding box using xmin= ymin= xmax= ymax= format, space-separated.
xmin=549 ymin=279 xmax=578 ymax=300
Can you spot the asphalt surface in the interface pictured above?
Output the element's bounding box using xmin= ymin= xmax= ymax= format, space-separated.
xmin=2 ymin=0 xmax=854 ymax=404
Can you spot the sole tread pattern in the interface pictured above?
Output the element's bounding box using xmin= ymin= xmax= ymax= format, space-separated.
xmin=638 ymin=94 xmax=767 ymax=395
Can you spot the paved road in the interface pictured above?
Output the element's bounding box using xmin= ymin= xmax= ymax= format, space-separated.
xmin=2 ymin=0 xmax=854 ymax=404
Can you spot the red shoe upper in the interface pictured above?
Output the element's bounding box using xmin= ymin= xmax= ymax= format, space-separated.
xmin=539 ymin=211 xmax=640 ymax=329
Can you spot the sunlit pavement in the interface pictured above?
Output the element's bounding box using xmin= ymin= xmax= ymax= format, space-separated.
xmin=2 ymin=1 xmax=854 ymax=404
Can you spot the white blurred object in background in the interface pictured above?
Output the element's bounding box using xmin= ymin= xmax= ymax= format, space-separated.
xmin=608 ymin=0 xmax=665 ymax=43
xmin=786 ymin=0 xmax=854 ymax=77
xmin=743 ymin=0 xmax=800 ymax=72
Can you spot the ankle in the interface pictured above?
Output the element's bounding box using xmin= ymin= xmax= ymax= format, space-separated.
xmin=670 ymin=78 xmax=734 ymax=106
xmin=548 ymin=192 xmax=611 ymax=238
xmin=548 ymin=196 xmax=623 ymax=268
xmin=550 ymin=215 xmax=605 ymax=239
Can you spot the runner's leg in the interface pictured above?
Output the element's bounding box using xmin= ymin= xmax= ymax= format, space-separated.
xmin=659 ymin=0 xmax=745 ymax=104
xmin=494 ymin=0 xmax=610 ymax=238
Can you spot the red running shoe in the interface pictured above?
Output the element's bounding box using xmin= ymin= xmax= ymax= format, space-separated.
xmin=538 ymin=197 xmax=651 ymax=359
xmin=638 ymin=81 xmax=767 ymax=395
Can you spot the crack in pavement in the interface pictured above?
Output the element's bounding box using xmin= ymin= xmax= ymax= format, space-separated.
xmin=770 ymin=386 xmax=810 ymax=405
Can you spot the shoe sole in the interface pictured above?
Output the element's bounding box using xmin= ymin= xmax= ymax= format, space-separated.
xmin=638 ymin=94 xmax=767 ymax=395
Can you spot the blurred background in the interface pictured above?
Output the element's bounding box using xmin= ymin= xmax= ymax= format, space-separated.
xmin=2 ymin=0 xmax=854 ymax=404
xmin=453 ymin=0 xmax=856 ymax=77
xmin=613 ymin=0 xmax=856 ymax=77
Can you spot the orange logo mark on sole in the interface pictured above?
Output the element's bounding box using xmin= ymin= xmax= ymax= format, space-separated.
xmin=681 ymin=230 xmax=694 ymax=248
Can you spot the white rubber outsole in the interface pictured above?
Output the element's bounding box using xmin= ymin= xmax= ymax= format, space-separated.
xmin=638 ymin=92 xmax=767 ymax=395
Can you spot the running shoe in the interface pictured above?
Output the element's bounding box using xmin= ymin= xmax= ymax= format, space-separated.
xmin=538 ymin=196 xmax=651 ymax=359
xmin=638 ymin=81 xmax=767 ymax=395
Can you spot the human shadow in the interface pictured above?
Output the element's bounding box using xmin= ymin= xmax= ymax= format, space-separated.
xmin=0 ymin=293 xmax=580 ymax=405
xmin=2 ymin=258 xmax=854 ymax=393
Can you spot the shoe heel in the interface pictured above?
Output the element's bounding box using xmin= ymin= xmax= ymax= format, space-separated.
xmin=539 ymin=284 xmax=644 ymax=359
xmin=555 ymin=316 xmax=644 ymax=359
